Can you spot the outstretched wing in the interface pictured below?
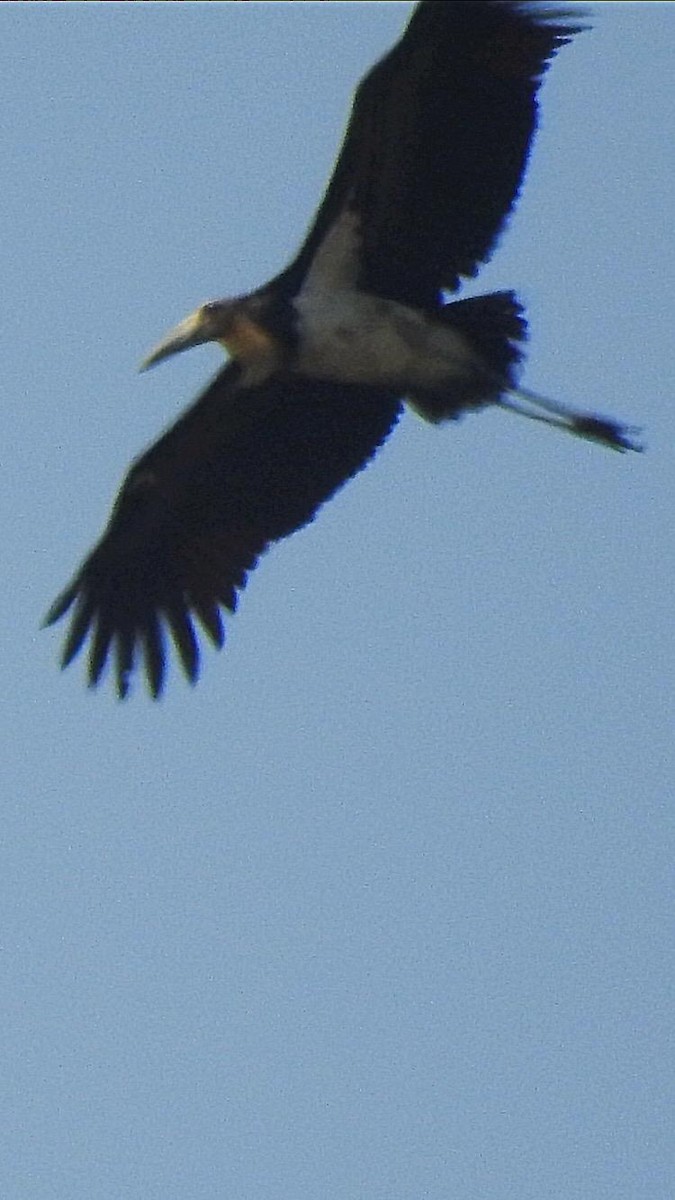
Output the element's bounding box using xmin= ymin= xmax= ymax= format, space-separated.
xmin=45 ymin=367 xmax=401 ymax=698
xmin=280 ymin=0 xmax=585 ymax=307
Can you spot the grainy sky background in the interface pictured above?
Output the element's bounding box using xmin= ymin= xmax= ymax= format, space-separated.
xmin=2 ymin=3 xmax=673 ymax=1198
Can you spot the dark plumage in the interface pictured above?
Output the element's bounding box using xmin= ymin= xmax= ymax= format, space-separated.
xmin=277 ymin=0 xmax=581 ymax=305
xmin=47 ymin=374 xmax=402 ymax=698
xmin=45 ymin=1 xmax=638 ymax=698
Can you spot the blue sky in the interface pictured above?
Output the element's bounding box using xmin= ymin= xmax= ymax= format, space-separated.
xmin=2 ymin=3 xmax=674 ymax=1198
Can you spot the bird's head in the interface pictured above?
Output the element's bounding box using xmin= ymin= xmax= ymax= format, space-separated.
xmin=140 ymin=299 xmax=277 ymax=371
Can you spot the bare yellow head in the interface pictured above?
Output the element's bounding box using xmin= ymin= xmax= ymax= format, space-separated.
xmin=140 ymin=300 xmax=278 ymax=371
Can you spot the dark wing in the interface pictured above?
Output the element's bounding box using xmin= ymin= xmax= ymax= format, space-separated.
xmin=278 ymin=0 xmax=585 ymax=308
xmin=45 ymin=366 xmax=401 ymax=698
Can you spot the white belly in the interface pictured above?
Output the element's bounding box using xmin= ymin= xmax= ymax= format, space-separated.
xmin=293 ymin=288 xmax=477 ymax=392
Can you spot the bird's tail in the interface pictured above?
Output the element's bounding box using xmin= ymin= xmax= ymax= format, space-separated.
xmin=408 ymin=290 xmax=527 ymax=422
xmin=409 ymin=290 xmax=641 ymax=451
xmin=441 ymin=289 xmax=528 ymax=390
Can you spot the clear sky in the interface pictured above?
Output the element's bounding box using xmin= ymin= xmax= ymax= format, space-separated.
xmin=2 ymin=3 xmax=674 ymax=1198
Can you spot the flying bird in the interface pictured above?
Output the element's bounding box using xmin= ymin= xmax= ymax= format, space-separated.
xmin=45 ymin=0 xmax=639 ymax=699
